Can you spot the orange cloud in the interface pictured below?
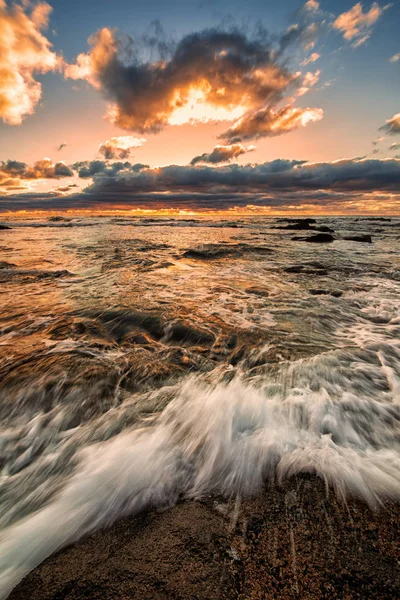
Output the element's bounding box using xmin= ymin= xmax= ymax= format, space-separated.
xmin=220 ymin=105 xmax=323 ymax=142
xmin=190 ymin=143 xmax=255 ymax=165
xmin=0 ymin=1 xmax=59 ymax=125
xmin=64 ymin=27 xmax=316 ymax=140
xmin=333 ymin=2 xmax=388 ymax=47
xmin=379 ymin=113 xmax=400 ymax=135
xmin=98 ymin=136 xmax=147 ymax=160
xmin=0 ymin=158 xmax=73 ymax=191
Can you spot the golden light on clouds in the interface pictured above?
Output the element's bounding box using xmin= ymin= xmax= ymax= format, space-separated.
xmin=0 ymin=1 xmax=59 ymax=125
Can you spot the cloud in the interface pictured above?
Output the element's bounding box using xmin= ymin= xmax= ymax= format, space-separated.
xmin=379 ymin=113 xmax=400 ymax=135
xmin=73 ymin=160 xmax=148 ymax=178
xmin=1 ymin=158 xmax=399 ymax=214
xmin=0 ymin=1 xmax=59 ymax=125
xmin=301 ymin=52 xmax=320 ymax=66
xmin=190 ymin=144 xmax=255 ymax=165
xmin=304 ymin=0 xmax=320 ymax=11
xmin=389 ymin=53 xmax=400 ymax=63
xmin=389 ymin=142 xmax=400 ymax=151
xmin=58 ymin=142 xmax=67 ymax=151
xmin=372 ymin=136 xmax=385 ymax=146
xmin=333 ymin=2 xmax=388 ymax=47
xmin=219 ymin=105 xmax=323 ymax=142
xmin=98 ymin=136 xmax=147 ymax=160
xmin=64 ymin=26 xmax=322 ymax=142
xmin=0 ymin=158 xmax=73 ymax=190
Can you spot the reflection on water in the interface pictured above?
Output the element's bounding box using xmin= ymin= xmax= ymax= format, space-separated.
xmin=0 ymin=215 xmax=399 ymax=597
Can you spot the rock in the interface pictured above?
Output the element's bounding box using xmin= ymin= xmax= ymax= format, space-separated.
xmin=245 ymin=287 xmax=269 ymax=297
xmin=276 ymin=219 xmax=315 ymax=230
xmin=9 ymin=476 xmax=400 ymax=600
xmin=183 ymin=244 xmax=237 ymax=259
xmin=0 ymin=224 xmax=11 ymax=230
xmin=343 ymin=235 xmax=372 ymax=243
xmin=0 ymin=261 xmax=16 ymax=269
xmin=166 ymin=321 xmax=215 ymax=346
xmin=309 ymin=289 xmax=343 ymax=297
xmin=315 ymin=225 xmax=335 ymax=233
xmin=284 ymin=263 xmax=328 ymax=275
xmin=305 ymin=233 xmax=335 ymax=243
xmin=48 ymin=216 xmax=71 ymax=222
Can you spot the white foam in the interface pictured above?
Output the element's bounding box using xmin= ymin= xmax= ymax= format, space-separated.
xmin=1 ymin=347 xmax=400 ymax=597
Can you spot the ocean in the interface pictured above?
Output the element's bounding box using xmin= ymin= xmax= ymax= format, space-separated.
xmin=0 ymin=214 xmax=399 ymax=597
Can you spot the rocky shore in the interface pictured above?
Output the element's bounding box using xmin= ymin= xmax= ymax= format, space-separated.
xmin=9 ymin=475 xmax=400 ymax=600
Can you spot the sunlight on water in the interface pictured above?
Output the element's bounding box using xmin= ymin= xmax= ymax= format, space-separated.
xmin=0 ymin=215 xmax=399 ymax=597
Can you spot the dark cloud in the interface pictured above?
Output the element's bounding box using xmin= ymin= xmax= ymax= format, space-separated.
xmin=0 ymin=158 xmax=73 ymax=189
xmin=73 ymin=161 xmax=149 ymax=178
xmin=64 ymin=26 xmax=321 ymax=140
xmin=79 ymin=158 xmax=400 ymax=197
xmin=190 ymin=144 xmax=255 ymax=165
xmin=1 ymin=158 xmax=399 ymax=213
xmin=58 ymin=143 xmax=67 ymax=151
xmin=380 ymin=113 xmax=400 ymax=135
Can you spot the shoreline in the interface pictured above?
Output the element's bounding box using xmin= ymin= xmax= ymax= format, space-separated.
xmin=9 ymin=475 xmax=400 ymax=599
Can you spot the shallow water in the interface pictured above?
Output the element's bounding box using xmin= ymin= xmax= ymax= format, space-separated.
xmin=0 ymin=215 xmax=399 ymax=597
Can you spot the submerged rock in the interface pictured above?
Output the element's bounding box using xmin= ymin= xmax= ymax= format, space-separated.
xmin=343 ymin=235 xmax=373 ymax=243
xmin=305 ymin=233 xmax=335 ymax=243
xmin=309 ymin=289 xmax=343 ymax=297
xmin=183 ymin=243 xmax=272 ymax=260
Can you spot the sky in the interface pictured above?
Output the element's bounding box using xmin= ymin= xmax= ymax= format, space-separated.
xmin=0 ymin=0 xmax=399 ymax=214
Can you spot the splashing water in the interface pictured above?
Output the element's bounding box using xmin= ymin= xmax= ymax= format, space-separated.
xmin=0 ymin=215 xmax=399 ymax=597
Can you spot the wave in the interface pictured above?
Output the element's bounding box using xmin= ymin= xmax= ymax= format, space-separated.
xmin=1 ymin=334 xmax=400 ymax=597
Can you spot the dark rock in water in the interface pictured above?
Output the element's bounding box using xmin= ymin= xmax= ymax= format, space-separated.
xmin=166 ymin=321 xmax=215 ymax=346
xmin=48 ymin=216 xmax=72 ymax=222
xmin=279 ymin=218 xmax=316 ymax=224
xmin=276 ymin=219 xmax=316 ymax=231
xmin=314 ymin=225 xmax=335 ymax=233
xmin=343 ymin=235 xmax=372 ymax=243
xmin=0 ymin=268 xmax=72 ymax=282
xmin=284 ymin=263 xmax=328 ymax=275
xmin=309 ymin=289 xmax=343 ymax=297
xmin=0 ymin=224 xmax=11 ymax=229
xmin=305 ymin=233 xmax=335 ymax=243
xmin=183 ymin=243 xmax=272 ymax=260
xmin=183 ymin=244 xmax=238 ymax=259
xmin=245 ymin=287 xmax=269 ymax=297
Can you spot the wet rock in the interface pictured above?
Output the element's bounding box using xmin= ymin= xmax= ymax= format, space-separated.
xmin=343 ymin=235 xmax=372 ymax=243
xmin=276 ymin=219 xmax=315 ymax=230
xmin=0 ymin=268 xmax=72 ymax=282
xmin=183 ymin=243 xmax=272 ymax=260
xmin=84 ymin=309 xmax=165 ymax=342
xmin=48 ymin=216 xmax=72 ymax=222
xmin=183 ymin=244 xmax=237 ymax=259
xmin=245 ymin=287 xmax=269 ymax=297
xmin=165 ymin=321 xmax=215 ymax=346
xmin=309 ymin=289 xmax=343 ymax=297
xmin=314 ymin=225 xmax=335 ymax=233
xmin=284 ymin=263 xmax=329 ymax=276
xmin=10 ymin=476 xmax=400 ymax=600
xmin=305 ymin=233 xmax=335 ymax=243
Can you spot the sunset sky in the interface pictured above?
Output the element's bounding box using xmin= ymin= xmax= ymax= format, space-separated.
xmin=0 ymin=0 xmax=399 ymax=214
